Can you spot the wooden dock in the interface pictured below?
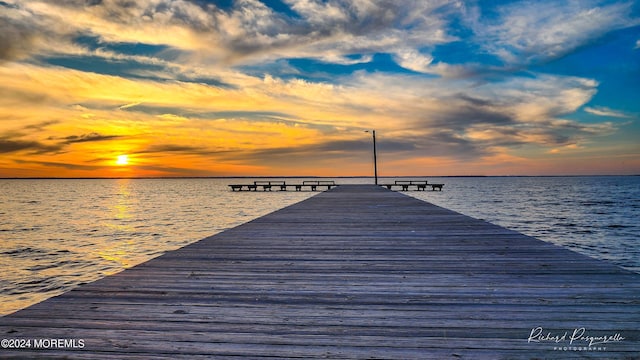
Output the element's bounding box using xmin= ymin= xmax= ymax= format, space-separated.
xmin=1 ymin=185 xmax=638 ymax=359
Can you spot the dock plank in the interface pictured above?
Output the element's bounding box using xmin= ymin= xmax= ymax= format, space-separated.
xmin=1 ymin=185 xmax=638 ymax=359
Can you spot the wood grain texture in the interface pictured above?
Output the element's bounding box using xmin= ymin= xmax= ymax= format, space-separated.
xmin=1 ymin=185 xmax=638 ymax=359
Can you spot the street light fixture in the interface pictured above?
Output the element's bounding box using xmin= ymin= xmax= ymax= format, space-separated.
xmin=365 ymin=130 xmax=378 ymax=185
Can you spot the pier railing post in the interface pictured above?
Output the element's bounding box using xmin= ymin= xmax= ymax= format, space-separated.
xmin=366 ymin=130 xmax=378 ymax=185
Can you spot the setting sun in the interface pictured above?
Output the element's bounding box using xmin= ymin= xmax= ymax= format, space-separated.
xmin=116 ymin=155 xmax=129 ymax=166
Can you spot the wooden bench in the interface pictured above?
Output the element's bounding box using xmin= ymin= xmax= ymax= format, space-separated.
xmin=229 ymin=181 xmax=285 ymax=191
xmin=302 ymin=180 xmax=336 ymax=191
xmin=395 ymin=180 xmax=427 ymax=191
xmin=380 ymin=180 xmax=444 ymax=191
xmin=382 ymin=180 xmax=419 ymax=190
xmin=254 ymin=180 xmax=286 ymax=191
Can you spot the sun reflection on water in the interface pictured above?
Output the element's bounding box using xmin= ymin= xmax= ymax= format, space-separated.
xmin=95 ymin=179 xmax=140 ymax=269
xmin=113 ymin=179 xmax=132 ymax=219
xmin=97 ymin=240 xmax=139 ymax=269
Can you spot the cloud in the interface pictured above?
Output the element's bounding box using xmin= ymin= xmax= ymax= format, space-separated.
xmin=13 ymin=159 xmax=102 ymax=171
xmin=0 ymin=0 xmax=206 ymax=66
xmin=342 ymin=70 xmax=614 ymax=156
xmin=0 ymin=131 xmax=124 ymax=156
xmin=584 ymin=106 xmax=632 ymax=118
xmin=0 ymin=138 xmax=62 ymax=154
xmin=392 ymin=49 xmax=434 ymax=73
xmin=214 ymin=138 xmax=385 ymax=169
xmin=57 ymin=132 xmax=124 ymax=144
xmin=348 ymin=70 xmax=598 ymax=122
xmin=0 ymin=15 xmax=37 ymax=61
xmin=0 ymin=54 xmax=616 ymax=170
xmin=471 ymin=0 xmax=640 ymax=65
xmin=141 ymin=144 xmax=203 ymax=153
xmin=197 ymin=0 xmax=460 ymax=69
xmin=3 ymin=0 xmax=637 ymax=84
xmin=3 ymin=0 xmax=458 ymax=72
xmin=181 ymin=68 xmax=611 ymax=167
xmin=22 ymin=120 xmax=60 ymax=131
xmin=636 ymin=39 xmax=640 ymax=49
xmin=136 ymin=144 xmax=232 ymax=156
xmin=132 ymin=164 xmax=224 ymax=177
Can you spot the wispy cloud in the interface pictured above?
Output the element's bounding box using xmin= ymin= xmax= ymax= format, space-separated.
xmin=0 ymin=138 xmax=61 ymax=154
xmin=13 ymin=159 xmax=102 ymax=171
xmin=470 ymin=0 xmax=640 ymax=65
xmin=584 ymin=106 xmax=632 ymax=118
xmin=0 ymin=2 xmax=40 ymax=62
xmin=57 ymin=132 xmax=124 ymax=144
xmin=22 ymin=120 xmax=60 ymax=131
xmin=135 ymin=144 xmax=238 ymax=157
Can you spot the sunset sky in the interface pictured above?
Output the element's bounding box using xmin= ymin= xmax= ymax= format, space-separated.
xmin=1 ymin=0 xmax=639 ymax=177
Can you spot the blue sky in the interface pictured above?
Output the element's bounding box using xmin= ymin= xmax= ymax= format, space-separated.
xmin=1 ymin=0 xmax=639 ymax=177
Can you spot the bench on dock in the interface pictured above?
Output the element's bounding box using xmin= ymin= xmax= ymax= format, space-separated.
xmin=396 ymin=180 xmax=425 ymax=191
xmin=254 ymin=180 xmax=286 ymax=191
xmin=229 ymin=180 xmax=337 ymax=192
xmin=381 ymin=180 xmax=444 ymax=191
xmin=229 ymin=181 xmax=286 ymax=191
xmin=302 ymin=180 xmax=336 ymax=191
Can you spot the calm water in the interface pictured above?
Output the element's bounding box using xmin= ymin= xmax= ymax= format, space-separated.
xmin=1 ymin=176 xmax=638 ymax=316
xmin=405 ymin=176 xmax=640 ymax=273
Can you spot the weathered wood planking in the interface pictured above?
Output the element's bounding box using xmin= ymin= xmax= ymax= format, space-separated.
xmin=1 ymin=185 xmax=638 ymax=359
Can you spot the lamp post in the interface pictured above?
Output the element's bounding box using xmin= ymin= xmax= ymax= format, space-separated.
xmin=365 ymin=130 xmax=378 ymax=185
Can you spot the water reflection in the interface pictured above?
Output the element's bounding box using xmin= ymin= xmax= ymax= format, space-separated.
xmin=112 ymin=179 xmax=132 ymax=221
xmin=96 ymin=240 xmax=137 ymax=269
xmin=95 ymin=179 xmax=140 ymax=270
